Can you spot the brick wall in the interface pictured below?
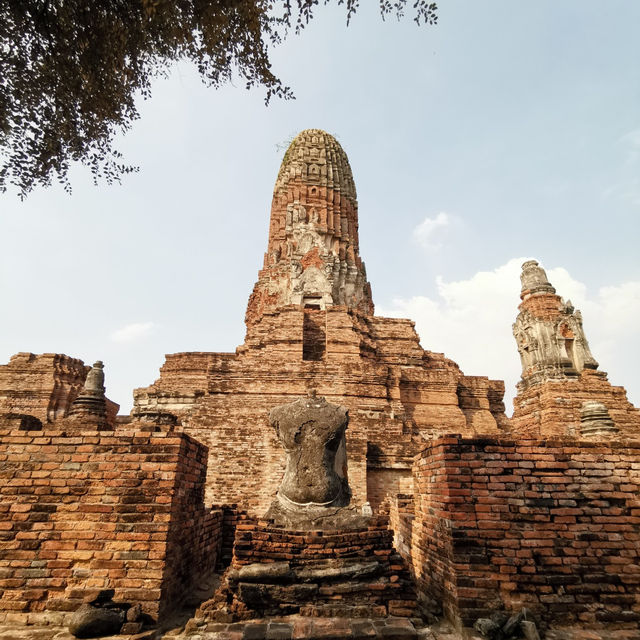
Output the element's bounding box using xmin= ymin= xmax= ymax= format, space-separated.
xmin=215 ymin=505 xmax=250 ymax=570
xmin=388 ymin=494 xmax=414 ymax=562
xmin=133 ymin=307 xmax=508 ymax=519
xmin=0 ymin=425 xmax=222 ymax=624
xmin=0 ymin=353 xmax=87 ymax=423
xmin=411 ymin=436 xmax=640 ymax=628
xmin=211 ymin=519 xmax=417 ymax=620
xmin=511 ymin=371 xmax=640 ymax=439
xmin=367 ymin=469 xmax=413 ymax=515
xmin=160 ymin=433 xmax=223 ymax=620
xmin=0 ymin=353 xmax=119 ymax=426
xmin=231 ymin=519 xmax=391 ymax=566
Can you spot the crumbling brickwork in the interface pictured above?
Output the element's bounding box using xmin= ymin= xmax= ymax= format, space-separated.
xmin=388 ymin=494 xmax=414 ymax=562
xmin=0 ymin=353 xmax=118 ymax=426
xmin=0 ymin=425 xmax=222 ymax=624
xmin=134 ymin=307 xmax=506 ymax=516
xmin=134 ymin=306 xmax=507 ymax=517
xmin=0 ymin=353 xmax=88 ymax=423
xmin=512 ymin=371 xmax=640 ymax=439
xmin=410 ymin=436 xmax=640 ymax=628
xmin=206 ymin=520 xmax=417 ymax=619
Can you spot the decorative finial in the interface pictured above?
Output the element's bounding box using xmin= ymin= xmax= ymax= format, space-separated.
xmin=83 ymin=361 xmax=105 ymax=394
xmin=68 ymin=360 xmax=108 ymax=424
xmin=520 ymin=260 xmax=556 ymax=299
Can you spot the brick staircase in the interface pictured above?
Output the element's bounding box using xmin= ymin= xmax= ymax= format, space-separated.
xmin=198 ymin=520 xmax=418 ymax=623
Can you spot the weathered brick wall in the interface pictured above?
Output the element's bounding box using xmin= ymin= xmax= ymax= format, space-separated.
xmin=133 ymin=308 xmax=507 ymax=519
xmin=411 ymin=436 xmax=640 ymax=628
xmin=216 ymin=519 xmax=417 ymax=619
xmin=366 ymin=469 xmax=413 ymax=515
xmin=231 ymin=520 xmax=390 ymax=566
xmin=512 ymin=370 xmax=640 ymax=439
xmin=388 ymin=494 xmax=414 ymax=562
xmin=0 ymin=353 xmax=119 ymax=426
xmin=215 ymin=505 xmax=249 ymax=569
xmin=0 ymin=353 xmax=87 ymax=423
xmin=0 ymin=425 xmax=222 ymax=624
xmin=160 ymin=433 xmax=223 ymax=620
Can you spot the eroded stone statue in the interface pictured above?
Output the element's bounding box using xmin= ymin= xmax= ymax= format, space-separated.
xmin=265 ymin=392 xmax=369 ymax=530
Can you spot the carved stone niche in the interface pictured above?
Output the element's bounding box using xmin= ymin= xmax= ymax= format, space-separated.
xmin=264 ymin=392 xmax=370 ymax=530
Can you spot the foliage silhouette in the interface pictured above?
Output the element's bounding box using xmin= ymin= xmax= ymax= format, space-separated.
xmin=0 ymin=1 xmax=437 ymax=197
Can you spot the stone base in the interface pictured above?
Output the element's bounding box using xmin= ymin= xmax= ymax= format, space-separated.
xmin=199 ymin=521 xmax=418 ymax=622
xmin=264 ymin=496 xmax=371 ymax=531
xmin=188 ymin=615 xmax=420 ymax=639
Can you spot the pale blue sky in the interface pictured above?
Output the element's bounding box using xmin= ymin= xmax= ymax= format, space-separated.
xmin=2 ymin=1 xmax=639 ymax=413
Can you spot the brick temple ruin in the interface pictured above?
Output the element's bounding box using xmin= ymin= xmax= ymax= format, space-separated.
xmin=1 ymin=129 xmax=639 ymax=636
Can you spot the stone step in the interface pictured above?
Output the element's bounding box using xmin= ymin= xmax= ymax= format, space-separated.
xmin=190 ymin=616 xmax=418 ymax=639
xmin=298 ymin=603 xmax=390 ymax=618
xmin=209 ymin=522 xmax=420 ymax=624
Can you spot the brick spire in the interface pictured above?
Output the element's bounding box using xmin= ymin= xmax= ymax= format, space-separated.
xmin=513 ymin=260 xmax=598 ymax=388
xmin=245 ymin=130 xmax=374 ymax=326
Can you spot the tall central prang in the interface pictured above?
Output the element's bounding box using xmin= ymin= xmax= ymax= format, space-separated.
xmin=132 ymin=128 xmax=513 ymax=516
xmin=245 ymin=130 xmax=373 ymax=326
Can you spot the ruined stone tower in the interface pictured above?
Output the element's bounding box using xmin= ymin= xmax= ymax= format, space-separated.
xmin=246 ymin=129 xmax=373 ymax=326
xmin=133 ymin=129 xmax=508 ymax=514
xmin=513 ymin=260 xmax=598 ymax=383
xmin=511 ymin=260 xmax=639 ymax=438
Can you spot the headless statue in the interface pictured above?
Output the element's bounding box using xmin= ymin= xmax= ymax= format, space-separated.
xmin=264 ymin=392 xmax=369 ymax=530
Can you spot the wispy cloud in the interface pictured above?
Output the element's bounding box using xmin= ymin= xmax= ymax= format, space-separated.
xmin=620 ymin=128 xmax=640 ymax=149
xmin=412 ymin=212 xmax=452 ymax=249
xmin=110 ymin=322 xmax=155 ymax=343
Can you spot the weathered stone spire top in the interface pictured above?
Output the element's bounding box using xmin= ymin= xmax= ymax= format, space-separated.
xmin=520 ymin=260 xmax=556 ymax=300
xmin=273 ymin=129 xmax=357 ymax=203
xmin=513 ymin=261 xmax=599 ymax=388
xmin=245 ymin=129 xmax=373 ymax=326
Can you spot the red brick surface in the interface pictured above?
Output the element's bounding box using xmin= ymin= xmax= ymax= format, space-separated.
xmin=0 ymin=425 xmax=222 ymax=623
xmin=512 ymin=369 xmax=640 ymax=439
xmin=410 ymin=436 xmax=640 ymax=628
xmin=0 ymin=353 xmax=118 ymax=426
xmin=133 ymin=307 xmax=508 ymax=518
xmin=231 ymin=520 xmax=392 ymax=566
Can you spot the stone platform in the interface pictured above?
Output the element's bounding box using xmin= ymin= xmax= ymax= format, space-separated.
xmin=200 ymin=521 xmax=417 ymax=622
xmin=3 ymin=620 xmax=637 ymax=640
xmin=182 ymin=616 xmax=418 ymax=639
